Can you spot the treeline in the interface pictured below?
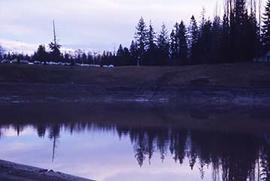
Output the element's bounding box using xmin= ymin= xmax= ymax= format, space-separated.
xmin=1 ymin=0 xmax=270 ymax=66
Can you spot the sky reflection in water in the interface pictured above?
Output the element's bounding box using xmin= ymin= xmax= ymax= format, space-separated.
xmin=0 ymin=103 xmax=269 ymax=181
xmin=0 ymin=125 xmax=214 ymax=181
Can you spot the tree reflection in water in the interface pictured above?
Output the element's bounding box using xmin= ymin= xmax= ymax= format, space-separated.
xmin=0 ymin=119 xmax=270 ymax=181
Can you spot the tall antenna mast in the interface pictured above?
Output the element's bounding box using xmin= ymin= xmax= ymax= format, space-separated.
xmin=53 ymin=20 xmax=57 ymax=45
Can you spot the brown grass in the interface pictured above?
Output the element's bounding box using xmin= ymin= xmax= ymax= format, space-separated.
xmin=0 ymin=63 xmax=270 ymax=88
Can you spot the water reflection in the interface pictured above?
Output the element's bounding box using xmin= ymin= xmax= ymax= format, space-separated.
xmin=0 ymin=103 xmax=270 ymax=181
xmin=0 ymin=119 xmax=270 ymax=181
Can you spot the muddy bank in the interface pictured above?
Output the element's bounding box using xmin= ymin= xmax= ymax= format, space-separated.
xmin=1 ymin=63 xmax=270 ymax=88
xmin=0 ymin=83 xmax=270 ymax=106
xmin=0 ymin=160 xmax=92 ymax=181
xmin=0 ymin=63 xmax=270 ymax=106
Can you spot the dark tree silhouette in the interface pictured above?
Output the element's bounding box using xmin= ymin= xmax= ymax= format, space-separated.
xmin=170 ymin=29 xmax=177 ymax=61
xmin=129 ymin=41 xmax=138 ymax=65
xmin=135 ymin=17 xmax=148 ymax=66
xmin=33 ymin=45 xmax=49 ymax=65
xmin=157 ymin=24 xmax=170 ymax=65
xmin=211 ymin=16 xmax=223 ymax=63
xmin=177 ymin=21 xmax=188 ymax=65
xmin=220 ymin=13 xmax=231 ymax=63
xmin=262 ymin=0 xmax=270 ymax=53
xmin=145 ymin=22 xmax=158 ymax=65
xmin=197 ymin=20 xmax=213 ymax=64
xmin=116 ymin=44 xmax=132 ymax=66
xmin=146 ymin=22 xmax=156 ymax=52
xmin=49 ymin=41 xmax=62 ymax=62
xmin=0 ymin=45 xmax=4 ymax=60
xmin=188 ymin=16 xmax=199 ymax=64
xmin=170 ymin=21 xmax=188 ymax=65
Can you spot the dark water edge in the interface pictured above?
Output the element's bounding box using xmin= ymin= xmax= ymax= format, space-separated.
xmin=0 ymin=83 xmax=270 ymax=106
xmin=1 ymin=100 xmax=270 ymax=134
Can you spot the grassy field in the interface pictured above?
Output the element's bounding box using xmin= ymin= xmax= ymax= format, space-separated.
xmin=0 ymin=63 xmax=270 ymax=88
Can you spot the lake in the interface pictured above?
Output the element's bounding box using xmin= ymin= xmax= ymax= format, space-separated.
xmin=0 ymin=102 xmax=270 ymax=181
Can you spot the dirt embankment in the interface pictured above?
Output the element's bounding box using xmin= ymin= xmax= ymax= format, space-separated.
xmin=0 ymin=63 xmax=270 ymax=105
xmin=0 ymin=160 xmax=92 ymax=181
xmin=0 ymin=63 xmax=270 ymax=87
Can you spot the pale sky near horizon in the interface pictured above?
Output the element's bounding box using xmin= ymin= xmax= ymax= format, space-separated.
xmin=0 ymin=0 xmax=263 ymax=54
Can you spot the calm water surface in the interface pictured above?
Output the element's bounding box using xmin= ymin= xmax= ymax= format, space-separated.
xmin=0 ymin=103 xmax=270 ymax=181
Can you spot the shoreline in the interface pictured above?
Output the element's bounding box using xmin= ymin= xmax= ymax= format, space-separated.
xmin=0 ymin=160 xmax=93 ymax=181
xmin=0 ymin=63 xmax=269 ymax=106
xmin=0 ymin=83 xmax=270 ymax=106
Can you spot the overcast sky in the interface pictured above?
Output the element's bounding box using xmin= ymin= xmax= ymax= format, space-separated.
xmin=0 ymin=0 xmax=242 ymax=54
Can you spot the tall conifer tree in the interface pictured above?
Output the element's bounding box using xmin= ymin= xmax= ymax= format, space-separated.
xmin=157 ymin=24 xmax=170 ymax=65
xmin=262 ymin=0 xmax=270 ymax=53
xmin=135 ymin=17 xmax=148 ymax=65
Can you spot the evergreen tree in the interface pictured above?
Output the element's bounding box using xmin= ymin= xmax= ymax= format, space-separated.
xmin=230 ymin=0 xmax=249 ymax=62
xmin=33 ymin=45 xmax=49 ymax=65
xmin=75 ymin=49 xmax=83 ymax=64
xmin=262 ymin=0 xmax=270 ymax=53
xmin=157 ymin=24 xmax=170 ymax=65
xmin=116 ymin=45 xmax=132 ymax=66
xmin=81 ymin=52 xmax=87 ymax=64
xmin=117 ymin=44 xmax=124 ymax=57
xmin=221 ymin=14 xmax=231 ymax=62
xmin=130 ymin=41 xmax=138 ymax=65
xmin=188 ymin=16 xmax=199 ymax=64
xmin=87 ymin=52 xmax=94 ymax=65
xmin=170 ymin=29 xmax=177 ymax=61
xmin=177 ymin=21 xmax=188 ymax=65
xmin=245 ymin=11 xmax=260 ymax=60
xmin=123 ymin=47 xmax=132 ymax=65
xmin=145 ymin=22 xmax=157 ymax=65
xmin=135 ymin=17 xmax=148 ymax=66
xmin=234 ymin=0 xmax=246 ymax=24
xmin=172 ymin=23 xmax=180 ymax=59
xmin=0 ymin=45 xmax=4 ymax=60
xmin=146 ymin=22 xmax=156 ymax=51
xmin=211 ymin=16 xmax=223 ymax=63
xmin=49 ymin=41 xmax=62 ymax=62
xmin=197 ymin=20 xmax=213 ymax=64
